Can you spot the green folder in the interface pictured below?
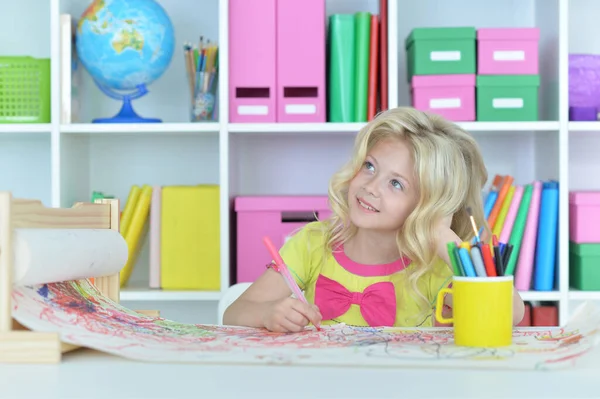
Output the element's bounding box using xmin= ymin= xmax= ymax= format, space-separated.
xmin=354 ymin=12 xmax=371 ymax=122
xmin=328 ymin=14 xmax=355 ymax=122
xmin=504 ymin=184 xmax=533 ymax=275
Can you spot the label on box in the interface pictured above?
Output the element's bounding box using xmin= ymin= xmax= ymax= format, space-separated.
xmin=493 ymin=50 xmax=525 ymax=61
xmin=430 ymin=51 xmax=461 ymax=61
xmin=238 ymin=105 xmax=269 ymax=115
xmin=430 ymin=98 xmax=461 ymax=109
xmin=492 ymin=98 xmax=524 ymax=108
xmin=285 ymin=104 xmax=317 ymax=114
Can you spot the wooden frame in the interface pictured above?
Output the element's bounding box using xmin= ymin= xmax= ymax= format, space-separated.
xmin=0 ymin=191 xmax=157 ymax=363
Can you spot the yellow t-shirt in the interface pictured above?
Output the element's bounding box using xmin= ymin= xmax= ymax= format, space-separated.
xmin=278 ymin=221 xmax=453 ymax=327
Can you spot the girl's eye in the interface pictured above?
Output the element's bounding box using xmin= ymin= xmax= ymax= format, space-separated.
xmin=391 ymin=179 xmax=404 ymax=190
xmin=364 ymin=161 xmax=375 ymax=171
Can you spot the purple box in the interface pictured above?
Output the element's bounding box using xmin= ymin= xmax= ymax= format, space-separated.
xmin=569 ymin=54 xmax=600 ymax=108
xmin=569 ymin=106 xmax=597 ymax=121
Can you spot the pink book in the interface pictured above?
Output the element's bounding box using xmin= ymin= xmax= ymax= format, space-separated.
xmin=149 ymin=185 xmax=161 ymax=288
xmin=499 ymin=185 xmax=524 ymax=243
xmin=514 ymin=181 xmax=542 ymax=290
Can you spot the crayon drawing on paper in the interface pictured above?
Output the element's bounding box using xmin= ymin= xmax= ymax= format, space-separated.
xmin=11 ymin=279 xmax=600 ymax=370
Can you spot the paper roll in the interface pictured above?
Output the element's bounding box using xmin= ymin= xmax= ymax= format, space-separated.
xmin=13 ymin=228 xmax=128 ymax=286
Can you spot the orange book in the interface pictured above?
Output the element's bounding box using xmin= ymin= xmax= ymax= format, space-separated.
xmin=488 ymin=175 xmax=514 ymax=229
xmin=490 ymin=174 xmax=503 ymax=190
xmin=367 ymin=14 xmax=379 ymax=120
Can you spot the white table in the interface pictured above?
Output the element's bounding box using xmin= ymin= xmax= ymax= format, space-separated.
xmin=0 ymin=347 xmax=599 ymax=399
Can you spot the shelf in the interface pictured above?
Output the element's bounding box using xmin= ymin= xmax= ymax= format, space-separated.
xmin=227 ymin=121 xmax=559 ymax=135
xmin=519 ymin=291 xmax=562 ymax=302
xmin=60 ymin=123 xmax=220 ymax=135
xmin=0 ymin=124 xmax=52 ymax=134
xmin=568 ymin=122 xmax=600 ymax=132
xmin=569 ymin=291 xmax=600 ymax=301
xmin=228 ymin=122 xmax=366 ymax=134
xmin=120 ymin=288 xmax=222 ymax=301
xmin=456 ymin=122 xmax=560 ymax=132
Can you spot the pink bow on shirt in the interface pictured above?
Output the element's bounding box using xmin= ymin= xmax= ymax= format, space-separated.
xmin=314 ymin=274 xmax=397 ymax=327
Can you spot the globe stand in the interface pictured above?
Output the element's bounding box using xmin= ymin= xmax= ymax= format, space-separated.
xmin=93 ymin=82 xmax=161 ymax=123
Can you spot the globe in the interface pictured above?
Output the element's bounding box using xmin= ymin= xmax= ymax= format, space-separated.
xmin=75 ymin=0 xmax=175 ymax=123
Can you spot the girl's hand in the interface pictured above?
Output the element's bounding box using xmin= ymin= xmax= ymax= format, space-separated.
xmin=261 ymin=297 xmax=322 ymax=333
xmin=436 ymin=214 xmax=460 ymax=266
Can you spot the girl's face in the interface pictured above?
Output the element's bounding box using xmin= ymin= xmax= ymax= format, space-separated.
xmin=347 ymin=137 xmax=419 ymax=232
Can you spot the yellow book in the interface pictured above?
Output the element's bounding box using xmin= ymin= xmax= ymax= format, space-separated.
xmin=160 ymin=185 xmax=220 ymax=290
xmin=120 ymin=185 xmax=141 ymax=237
xmin=120 ymin=185 xmax=153 ymax=287
xmin=492 ymin=185 xmax=515 ymax=238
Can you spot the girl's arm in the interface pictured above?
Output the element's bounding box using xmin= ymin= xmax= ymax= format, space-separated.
xmin=222 ymin=268 xmax=290 ymax=327
xmin=222 ymin=268 xmax=321 ymax=330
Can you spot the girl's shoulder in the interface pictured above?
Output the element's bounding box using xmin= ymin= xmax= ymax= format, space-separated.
xmin=288 ymin=220 xmax=329 ymax=243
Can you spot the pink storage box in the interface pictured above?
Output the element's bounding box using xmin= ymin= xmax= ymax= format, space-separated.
xmin=477 ymin=28 xmax=539 ymax=75
xmin=229 ymin=0 xmax=277 ymax=122
xmin=410 ymin=74 xmax=475 ymax=121
xmin=235 ymin=196 xmax=331 ymax=283
xmin=569 ymin=191 xmax=600 ymax=243
xmin=276 ymin=0 xmax=326 ymax=122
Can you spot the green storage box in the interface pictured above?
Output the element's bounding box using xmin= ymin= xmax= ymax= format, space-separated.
xmin=405 ymin=27 xmax=476 ymax=82
xmin=0 ymin=56 xmax=50 ymax=123
xmin=569 ymin=241 xmax=600 ymax=291
xmin=476 ymin=75 xmax=540 ymax=121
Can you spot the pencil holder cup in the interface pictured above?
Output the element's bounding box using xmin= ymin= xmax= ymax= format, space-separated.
xmin=435 ymin=276 xmax=514 ymax=348
xmin=191 ymin=74 xmax=218 ymax=122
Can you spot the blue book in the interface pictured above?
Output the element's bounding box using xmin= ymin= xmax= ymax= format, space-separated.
xmin=533 ymin=180 xmax=559 ymax=291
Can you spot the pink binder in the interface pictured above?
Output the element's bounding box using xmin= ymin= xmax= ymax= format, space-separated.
xmin=229 ymin=0 xmax=277 ymax=122
xmin=276 ymin=0 xmax=326 ymax=122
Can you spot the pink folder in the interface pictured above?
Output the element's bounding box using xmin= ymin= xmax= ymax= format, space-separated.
xmin=229 ymin=0 xmax=277 ymax=122
xmin=276 ymin=0 xmax=326 ymax=122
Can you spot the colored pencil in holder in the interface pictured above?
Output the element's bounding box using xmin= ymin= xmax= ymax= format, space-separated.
xmin=447 ymin=241 xmax=462 ymax=277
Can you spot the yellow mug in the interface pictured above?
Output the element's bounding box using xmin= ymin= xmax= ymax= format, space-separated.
xmin=435 ymin=276 xmax=514 ymax=348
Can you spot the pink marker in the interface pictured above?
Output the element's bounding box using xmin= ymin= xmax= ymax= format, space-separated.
xmin=262 ymin=236 xmax=321 ymax=330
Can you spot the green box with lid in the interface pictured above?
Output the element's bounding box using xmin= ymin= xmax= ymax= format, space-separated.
xmin=569 ymin=241 xmax=600 ymax=291
xmin=405 ymin=27 xmax=476 ymax=82
xmin=476 ymin=75 xmax=540 ymax=121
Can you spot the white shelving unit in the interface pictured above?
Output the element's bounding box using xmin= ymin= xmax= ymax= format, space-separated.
xmin=2 ymin=0 xmax=600 ymax=325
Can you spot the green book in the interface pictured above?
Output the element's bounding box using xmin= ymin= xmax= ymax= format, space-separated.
xmin=353 ymin=12 xmax=371 ymax=122
xmin=327 ymin=14 xmax=355 ymax=122
xmin=504 ymin=184 xmax=533 ymax=275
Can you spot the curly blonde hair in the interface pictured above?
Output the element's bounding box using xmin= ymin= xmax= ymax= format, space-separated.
xmin=313 ymin=107 xmax=490 ymax=320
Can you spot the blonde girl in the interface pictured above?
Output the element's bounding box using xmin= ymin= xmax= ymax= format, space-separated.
xmin=224 ymin=107 xmax=525 ymax=332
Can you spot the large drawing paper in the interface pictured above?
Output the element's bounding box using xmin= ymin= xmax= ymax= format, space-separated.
xmin=11 ymin=279 xmax=600 ymax=370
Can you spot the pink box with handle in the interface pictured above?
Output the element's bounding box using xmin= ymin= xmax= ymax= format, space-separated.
xmin=477 ymin=28 xmax=539 ymax=75
xmin=276 ymin=0 xmax=326 ymax=122
xmin=410 ymin=74 xmax=475 ymax=121
xmin=235 ymin=196 xmax=331 ymax=283
xmin=229 ymin=0 xmax=277 ymax=122
xmin=569 ymin=191 xmax=600 ymax=243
